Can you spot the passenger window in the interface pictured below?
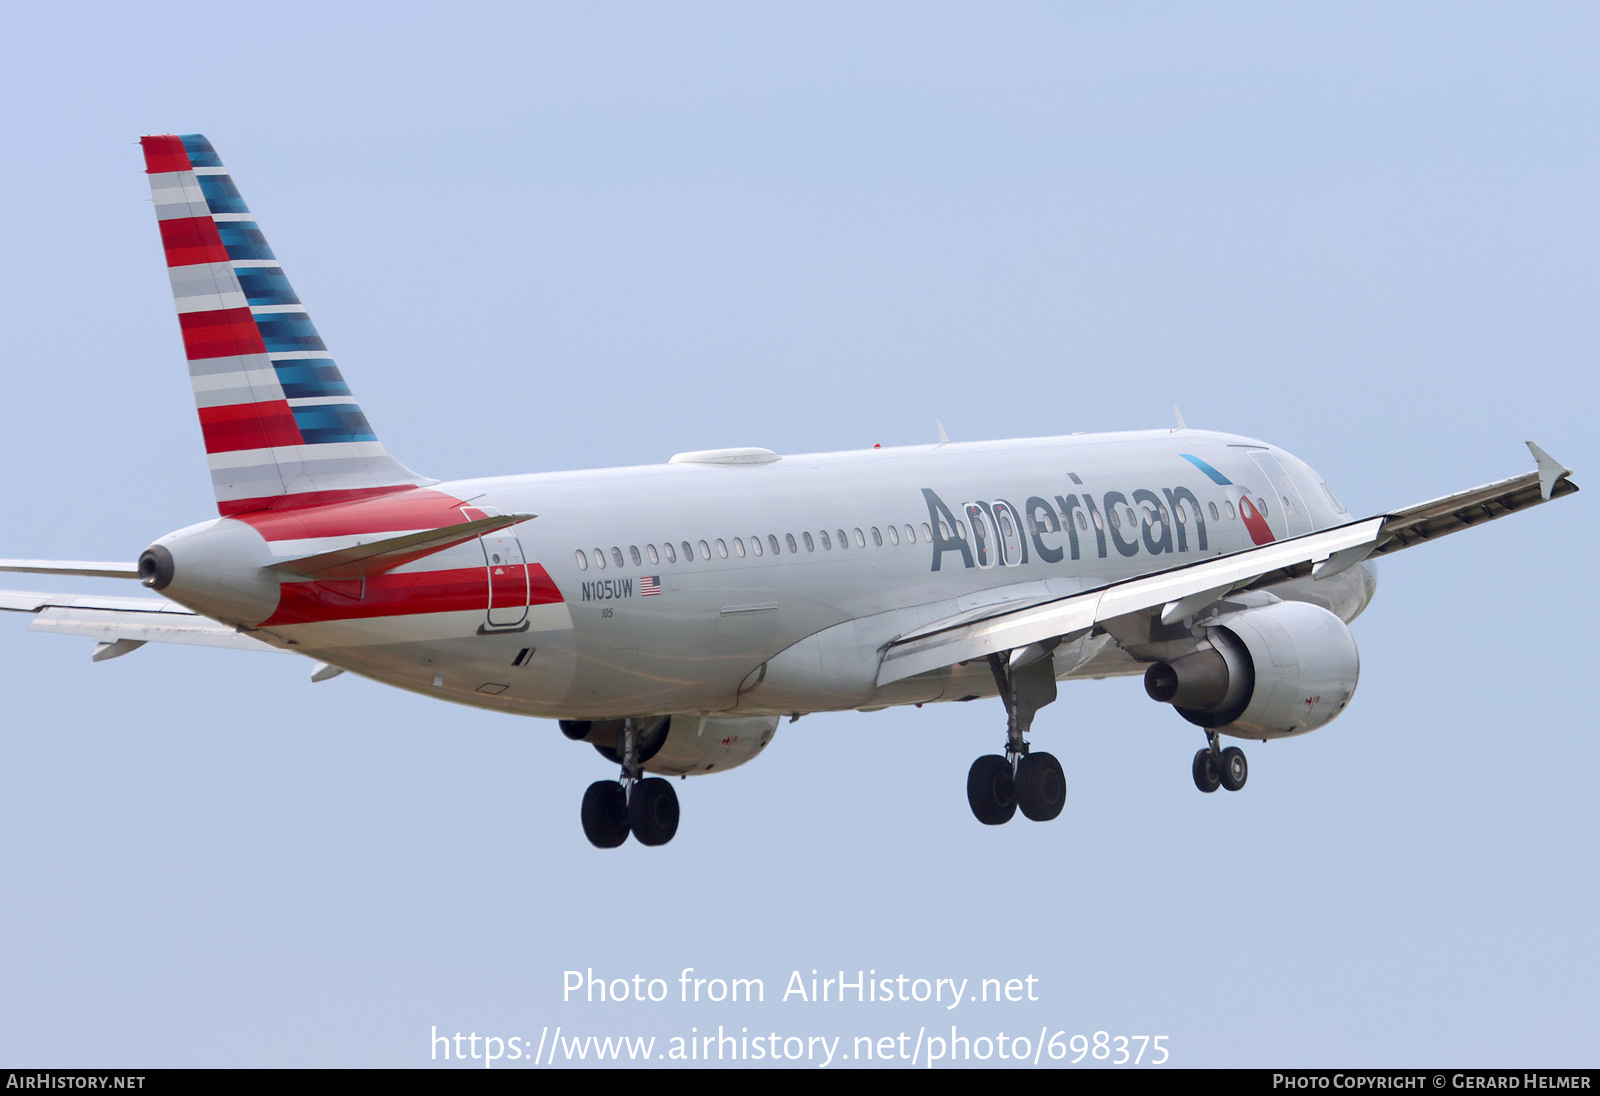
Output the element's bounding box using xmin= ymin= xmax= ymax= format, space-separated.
xmin=751 ymin=535 xmax=763 ymax=557
xmin=905 ymin=524 xmax=916 ymax=544
xmin=717 ymin=538 xmax=729 ymax=559
xmin=1256 ymin=498 xmax=1269 ymax=517
xmin=854 ymin=528 xmax=866 ymax=548
xmin=802 ymin=531 xmax=814 ymax=552
xmin=1109 ymin=509 xmax=1121 ymax=529
xmin=1158 ymin=504 xmax=1170 ymax=524
xmin=768 ymin=534 xmax=781 ymax=555
xmin=1208 ymin=502 xmax=1219 ymax=521
xmin=954 ymin=522 xmax=965 ymax=540
xmin=734 ymin=537 xmax=746 ymax=558
xmin=838 ymin=529 xmax=849 ymax=550
xmin=593 ymin=548 xmax=606 ymax=569
xmin=1225 ymin=501 xmax=1236 ymax=520
xmin=629 ymin=545 xmax=642 ymax=566
xmin=886 ymin=525 xmax=899 ymax=545
xmin=785 ymin=533 xmax=797 ymax=553
xmin=820 ymin=530 xmax=832 ymax=550
xmin=681 ymin=540 xmax=694 ymax=561
xmin=699 ymin=539 xmax=711 ymax=560
xmin=648 ymin=544 xmax=659 ymax=565
xmin=1282 ymin=496 xmax=1294 ymax=515
xmin=1092 ymin=510 xmax=1103 ymax=531
xmin=575 ymin=549 xmax=588 ymax=571
xmin=922 ymin=523 xmax=933 ymax=542
xmin=664 ymin=541 xmax=677 ymax=563
xmin=999 ymin=513 xmax=1014 ymax=538
xmin=870 ymin=527 xmax=883 ymax=547
xmin=611 ymin=547 xmax=624 ymax=568
xmin=1077 ymin=512 xmax=1088 ymax=532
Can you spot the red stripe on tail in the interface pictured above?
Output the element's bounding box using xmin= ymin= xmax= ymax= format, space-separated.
xmin=178 ymin=307 xmax=266 ymax=359
xmin=198 ymin=400 xmax=304 ymax=453
xmin=140 ymin=135 xmax=191 ymax=174
xmin=159 ymin=217 xmax=230 ymax=267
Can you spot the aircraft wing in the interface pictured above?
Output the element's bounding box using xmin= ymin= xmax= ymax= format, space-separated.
xmin=0 ymin=560 xmax=139 ymax=579
xmin=0 ymin=591 xmax=283 ymax=659
xmin=877 ymin=442 xmax=1577 ymax=686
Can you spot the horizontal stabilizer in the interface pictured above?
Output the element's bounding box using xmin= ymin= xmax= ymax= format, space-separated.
xmin=0 ymin=560 xmax=139 ymax=579
xmin=265 ymin=513 xmax=535 ymax=579
xmin=0 ymin=590 xmax=283 ymax=654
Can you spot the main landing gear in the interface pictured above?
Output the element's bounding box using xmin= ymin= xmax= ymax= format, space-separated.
xmin=1191 ymin=732 xmax=1248 ymax=794
xmin=576 ymin=719 xmax=681 ymax=848
xmin=966 ymin=650 xmax=1067 ymax=826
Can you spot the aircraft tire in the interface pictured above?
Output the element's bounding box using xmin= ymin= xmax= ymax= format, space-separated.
xmin=1015 ymin=752 xmax=1067 ymax=822
xmin=966 ymin=755 xmax=1017 ymax=825
xmin=1219 ymin=746 xmax=1248 ymax=792
xmin=629 ymin=777 xmax=680 ymax=847
xmin=581 ymin=780 xmax=630 ymax=848
xmin=1192 ymin=749 xmax=1221 ymax=794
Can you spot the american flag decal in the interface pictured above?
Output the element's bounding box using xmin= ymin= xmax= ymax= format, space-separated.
xmin=640 ymin=575 xmax=662 ymax=596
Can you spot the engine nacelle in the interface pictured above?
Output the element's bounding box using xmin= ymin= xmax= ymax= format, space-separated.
xmin=558 ymin=715 xmax=780 ymax=776
xmin=1143 ymin=601 xmax=1359 ymax=739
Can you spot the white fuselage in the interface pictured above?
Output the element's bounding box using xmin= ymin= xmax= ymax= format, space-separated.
xmin=153 ymin=428 xmax=1373 ymax=722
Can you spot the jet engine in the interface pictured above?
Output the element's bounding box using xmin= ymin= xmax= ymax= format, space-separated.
xmin=559 ymin=715 xmax=780 ymax=776
xmin=1143 ymin=600 xmax=1360 ymax=739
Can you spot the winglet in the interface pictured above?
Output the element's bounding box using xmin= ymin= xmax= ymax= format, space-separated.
xmin=1173 ymin=405 xmax=1187 ymax=432
xmin=1526 ymin=441 xmax=1571 ymax=501
xmin=936 ymin=420 xmax=950 ymax=445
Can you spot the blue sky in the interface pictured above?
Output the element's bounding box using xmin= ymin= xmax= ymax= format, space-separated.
xmin=0 ymin=3 xmax=1593 ymax=1068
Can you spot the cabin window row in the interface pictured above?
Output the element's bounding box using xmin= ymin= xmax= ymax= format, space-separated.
xmin=569 ymin=495 xmax=1277 ymax=572
xmin=572 ymin=522 xmax=943 ymax=571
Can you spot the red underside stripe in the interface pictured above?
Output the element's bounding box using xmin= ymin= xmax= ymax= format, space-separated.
xmin=141 ymin=135 xmax=191 ymax=174
xmin=179 ymin=307 xmax=265 ymax=359
xmin=262 ymin=564 xmax=562 ymax=626
xmin=228 ymin=488 xmax=472 ymax=537
xmin=198 ymin=400 xmax=304 ymax=452
xmin=160 ymin=217 xmax=230 ymax=267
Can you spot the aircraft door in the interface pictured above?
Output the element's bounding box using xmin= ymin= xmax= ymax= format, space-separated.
xmin=462 ymin=504 xmax=530 ymax=631
xmin=481 ymin=531 xmax=530 ymax=629
xmin=1248 ymin=452 xmax=1314 ymax=537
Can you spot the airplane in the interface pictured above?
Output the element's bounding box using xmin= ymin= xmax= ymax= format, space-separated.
xmin=0 ymin=134 xmax=1579 ymax=849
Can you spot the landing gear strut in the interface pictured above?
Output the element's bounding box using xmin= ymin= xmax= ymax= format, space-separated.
xmin=966 ymin=649 xmax=1066 ymax=826
xmin=577 ymin=718 xmax=681 ymax=848
xmin=1191 ymin=732 xmax=1248 ymax=794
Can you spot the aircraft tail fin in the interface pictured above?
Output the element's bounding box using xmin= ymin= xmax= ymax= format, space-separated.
xmin=140 ymin=134 xmax=429 ymax=517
